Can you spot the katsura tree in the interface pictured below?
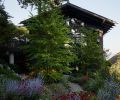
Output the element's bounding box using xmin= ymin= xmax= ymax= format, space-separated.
xmin=22 ymin=7 xmax=75 ymax=82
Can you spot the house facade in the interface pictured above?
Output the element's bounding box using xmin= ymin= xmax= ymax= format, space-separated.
xmin=61 ymin=3 xmax=115 ymax=49
xmin=7 ymin=3 xmax=116 ymax=66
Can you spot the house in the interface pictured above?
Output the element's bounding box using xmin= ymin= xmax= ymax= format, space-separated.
xmin=7 ymin=2 xmax=116 ymax=67
xmin=21 ymin=2 xmax=116 ymax=49
xmin=61 ymin=3 xmax=115 ymax=48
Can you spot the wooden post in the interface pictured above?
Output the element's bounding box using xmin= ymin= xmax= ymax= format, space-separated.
xmin=96 ymin=29 xmax=104 ymax=49
xmin=99 ymin=30 xmax=104 ymax=49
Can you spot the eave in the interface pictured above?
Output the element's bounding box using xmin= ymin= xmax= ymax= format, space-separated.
xmin=61 ymin=3 xmax=116 ymax=34
xmin=20 ymin=3 xmax=116 ymax=34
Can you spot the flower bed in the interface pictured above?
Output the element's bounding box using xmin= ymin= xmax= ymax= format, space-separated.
xmin=54 ymin=91 xmax=96 ymax=100
xmin=0 ymin=77 xmax=44 ymax=99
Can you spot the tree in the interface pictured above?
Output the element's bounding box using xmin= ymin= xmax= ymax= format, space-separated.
xmin=0 ymin=4 xmax=16 ymax=44
xmin=17 ymin=0 xmax=65 ymax=7
xmin=110 ymin=54 xmax=120 ymax=81
xmin=0 ymin=4 xmax=15 ymax=64
xmin=22 ymin=7 xmax=75 ymax=82
xmin=66 ymin=17 xmax=106 ymax=75
xmin=79 ymin=27 xmax=105 ymax=75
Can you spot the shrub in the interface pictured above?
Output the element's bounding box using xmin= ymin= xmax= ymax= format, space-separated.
xmin=0 ymin=65 xmax=21 ymax=80
xmin=97 ymin=76 xmax=120 ymax=100
xmin=4 ymin=77 xmax=44 ymax=99
xmin=110 ymin=59 xmax=120 ymax=81
xmin=68 ymin=76 xmax=81 ymax=83
xmin=83 ymin=72 xmax=104 ymax=93
xmin=0 ymin=65 xmax=21 ymax=98
xmin=54 ymin=91 xmax=96 ymax=100
xmin=83 ymin=78 xmax=97 ymax=92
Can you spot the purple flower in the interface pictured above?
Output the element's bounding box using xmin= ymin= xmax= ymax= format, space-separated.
xmin=5 ymin=77 xmax=44 ymax=97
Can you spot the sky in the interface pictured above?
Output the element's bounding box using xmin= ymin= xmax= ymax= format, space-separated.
xmin=4 ymin=0 xmax=120 ymax=57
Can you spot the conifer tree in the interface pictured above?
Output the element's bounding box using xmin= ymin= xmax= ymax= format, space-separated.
xmin=23 ymin=5 xmax=75 ymax=82
xmin=0 ymin=4 xmax=15 ymax=64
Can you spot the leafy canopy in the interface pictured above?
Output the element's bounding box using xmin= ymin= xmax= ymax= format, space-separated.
xmin=23 ymin=8 xmax=75 ymax=82
xmin=0 ymin=5 xmax=15 ymax=44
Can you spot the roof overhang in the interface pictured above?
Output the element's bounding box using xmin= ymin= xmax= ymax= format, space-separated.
xmin=21 ymin=3 xmax=116 ymax=34
xmin=61 ymin=3 xmax=116 ymax=34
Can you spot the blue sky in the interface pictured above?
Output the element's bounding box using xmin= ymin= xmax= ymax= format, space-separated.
xmin=4 ymin=0 xmax=120 ymax=57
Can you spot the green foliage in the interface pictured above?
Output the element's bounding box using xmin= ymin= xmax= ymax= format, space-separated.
xmin=0 ymin=66 xmax=20 ymax=98
xmin=97 ymin=76 xmax=120 ymax=100
xmin=23 ymin=8 xmax=75 ymax=83
xmin=72 ymin=26 xmax=106 ymax=75
xmin=83 ymin=70 xmax=109 ymax=93
xmin=110 ymin=57 xmax=120 ymax=81
xmin=0 ymin=5 xmax=15 ymax=44
xmin=0 ymin=66 xmax=20 ymax=80
xmin=0 ymin=5 xmax=8 ymax=23
xmin=68 ymin=76 xmax=81 ymax=83
xmin=17 ymin=0 xmax=66 ymax=8
xmin=0 ymin=4 xmax=16 ymax=65
xmin=83 ymin=78 xmax=103 ymax=93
